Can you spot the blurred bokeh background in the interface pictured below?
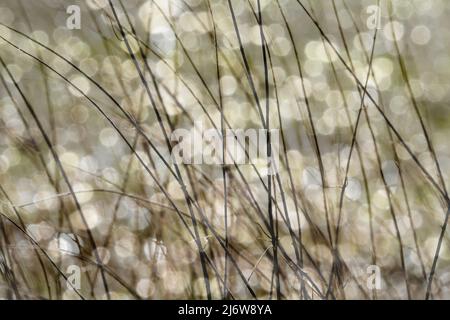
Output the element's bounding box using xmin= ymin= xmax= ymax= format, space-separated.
xmin=0 ymin=0 xmax=449 ymax=299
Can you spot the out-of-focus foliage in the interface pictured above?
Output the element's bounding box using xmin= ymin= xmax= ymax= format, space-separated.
xmin=0 ymin=0 xmax=449 ymax=299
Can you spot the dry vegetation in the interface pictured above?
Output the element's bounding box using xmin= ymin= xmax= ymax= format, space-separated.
xmin=0 ymin=0 xmax=449 ymax=299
